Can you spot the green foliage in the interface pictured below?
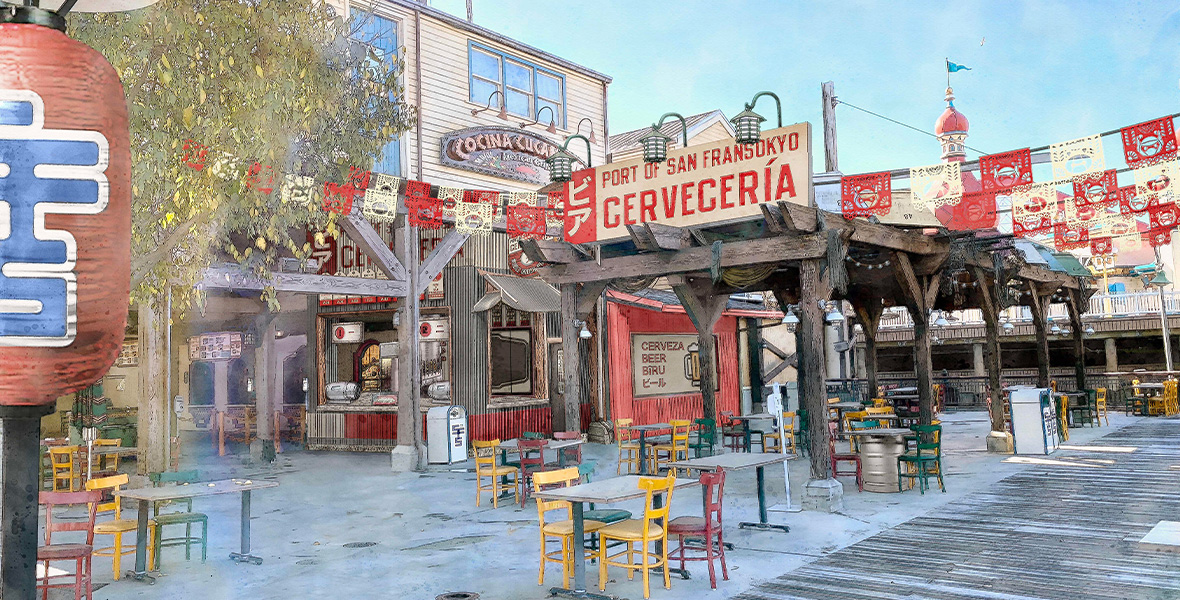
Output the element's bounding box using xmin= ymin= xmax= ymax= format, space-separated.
xmin=71 ymin=0 xmax=416 ymax=312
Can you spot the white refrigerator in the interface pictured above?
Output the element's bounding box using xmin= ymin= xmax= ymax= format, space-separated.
xmin=1009 ymin=387 xmax=1059 ymax=455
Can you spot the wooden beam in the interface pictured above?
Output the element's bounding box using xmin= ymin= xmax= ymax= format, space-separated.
xmin=575 ymin=280 xmax=610 ymax=318
xmin=626 ymin=224 xmax=661 ymax=252
xmin=669 ymin=275 xmax=727 ymax=421
xmin=1026 ymin=282 xmax=1052 ymax=388
xmin=533 ymin=239 xmax=586 ymax=264
xmin=779 ymin=201 xmax=941 ymax=254
xmin=339 ymin=211 xmax=408 ymax=281
xmin=518 ymin=239 xmax=548 ymax=265
xmin=851 ymin=297 xmax=884 ymax=399
xmin=760 ymin=204 xmax=786 ymax=234
xmin=972 ymin=266 xmax=1006 ymax=434
xmin=202 ymin=265 xmax=407 ymax=297
xmin=538 ymin=232 xmax=827 ymax=284
xmin=762 ymin=339 xmax=789 ymax=360
xmin=798 ymin=259 xmax=834 ymax=481
xmin=645 ymin=223 xmax=693 ymax=250
xmin=417 ymin=228 xmax=469 ymax=295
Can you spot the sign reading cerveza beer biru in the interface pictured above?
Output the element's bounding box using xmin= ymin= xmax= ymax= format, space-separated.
xmin=440 ymin=126 xmax=579 ymax=186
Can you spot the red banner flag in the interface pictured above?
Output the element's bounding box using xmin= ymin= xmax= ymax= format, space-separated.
xmin=1146 ymin=228 xmax=1172 ymax=248
xmin=1118 ymin=185 xmax=1156 ymax=214
xmin=507 ymin=204 xmax=547 ymax=239
xmin=322 ymin=181 xmax=359 ymax=215
xmin=946 ymin=191 xmax=997 ymax=231
xmin=1121 ymin=116 xmax=1178 ymax=168
xmin=1072 ymin=170 xmax=1118 ymax=208
xmin=1090 ymin=237 xmax=1114 ymax=255
xmin=840 ymin=172 xmax=892 ymax=218
xmin=404 ymin=179 xmax=431 ymax=199
xmin=407 ymin=195 xmax=444 ymax=229
xmin=979 ymin=148 xmax=1033 ymax=191
xmin=1053 ymin=221 xmax=1090 ymax=250
xmin=547 ymin=189 xmax=567 ymax=230
xmin=1149 ymin=202 xmax=1179 ymax=231
xmin=244 ymin=162 xmax=275 ymax=194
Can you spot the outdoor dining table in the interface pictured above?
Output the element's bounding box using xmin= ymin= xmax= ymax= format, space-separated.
xmin=86 ymin=445 xmax=137 ymax=481
xmin=533 ymin=475 xmax=700 ymax=600
xmin=620 ymin=423 xmax=670 ymax=475
xmin=499 ymin=437 xmax=584 ymax=467
xmin=116 ymin=478 xmax=279 ymax=583
xmin=672 ymin=452 xmax=790 ymax=533
xmin=847 ymin=428 xmax=913 ymax=493
xmin=729 ymin=413 xmax=773 ymax=452
xmin=1130 ymin=382 xmax=1165 ymax=416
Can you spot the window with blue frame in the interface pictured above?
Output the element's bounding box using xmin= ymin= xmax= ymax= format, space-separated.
xmin=469 ymin=42 xmax=565 ymax=128
xmin=353 ymin=11 xmax=402 ymax=176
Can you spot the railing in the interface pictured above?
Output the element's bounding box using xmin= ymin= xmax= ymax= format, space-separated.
xmin=827 ymin=373 xmax=1149 ymax=411
xmin=876 ymin=291 xmax=1180 ymax=330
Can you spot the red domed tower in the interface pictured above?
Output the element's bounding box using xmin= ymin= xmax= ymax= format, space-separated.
xmin=935 ymin=87 xmax=969 ymax=162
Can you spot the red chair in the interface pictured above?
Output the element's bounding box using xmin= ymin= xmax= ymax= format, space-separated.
xmin=38 ymin=490 xmax=102 ymax=600
xmin=720 ymin=411 xmax=745 ymax=451
xmin=516 ymin=439 xmax=552 ymax=502
xmin=667 ymin=469 xmax=728 ymax=588
xmin=828 ymin=421 xmax=863 ymax=492
xmin=552 ymin=431 xmax=582 ymax=465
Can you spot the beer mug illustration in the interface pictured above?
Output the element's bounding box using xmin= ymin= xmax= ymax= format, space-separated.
xmin=684 ymin=342 xmax=702 ymax=388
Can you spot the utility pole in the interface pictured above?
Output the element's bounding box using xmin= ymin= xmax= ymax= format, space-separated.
xmin=821 ymin=81 xmax=838 ymax=172
xmin=466 ymin=0 xmax=473 ymax=22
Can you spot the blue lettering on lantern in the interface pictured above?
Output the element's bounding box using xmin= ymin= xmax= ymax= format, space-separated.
xmin=0 ymin=90 xmax=110 ymax=347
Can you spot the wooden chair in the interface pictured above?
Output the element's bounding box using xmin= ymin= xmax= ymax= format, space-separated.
xmin=667 ymin=469 xmax=728 ymax=589
xmin=841 ymin=410 xmax=869 ymax=433
xmin=533 ymin=467 xmax=607 ymax=589
xmin=517 ymin=439 xmax=554 ymax=502
xmin=474 ymin=439 xmax=520 ymax=508
xmin=614 ymin=419 xmax=641 ymax=474
xmin=37 ymin=490 xmax=102 ymax=600
xmin=49 ymin=446 xmax=80 ymax=492
xmin=90 ymin=439 xmax=122 ymax=478
xmin=1153 ymin=380 xmax=1178 ymax=416
xmin=85 ymin=474 xmax=155 ymax=581
xmin=899 ymin=424 xmax=944 ymax=494
xmin=719 ymin=411 xmax=745 ymax=452
xmin=1126 ymin=379 xmax=1147 ymax=416
xmin=597 ymin=471 xmax=676 ymax=599
xmin=688 ymin=418 xmax=716 ymax=458
xmin=828 ymin=421 xmax=862 ymax=492
xmin=223 ymin=406 xmax=257 ymax=445
xmin=148 ymin=470 xmax=208 ymax=570
xmin=763 ymin=412 xmax=797 ymax=455
xmin=1168 ymin=381 xmax=1180 ymax=416
xmin=651 ymin=420 xmax=691 ymax=472
xmin=826 ymin=397 xmax=841 ymax=421
xmin=552 ymin=431 xmax=582 ymax=466
xmin=1095 ymin=388 xmax=1109 ymax=426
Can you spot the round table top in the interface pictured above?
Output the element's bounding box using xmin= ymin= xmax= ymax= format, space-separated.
xmin=847 ymin=428 xmax=913 ymax=436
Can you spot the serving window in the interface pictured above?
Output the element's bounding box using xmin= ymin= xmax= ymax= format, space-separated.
xmin=486 ymin=305 xmax=547 ymax=407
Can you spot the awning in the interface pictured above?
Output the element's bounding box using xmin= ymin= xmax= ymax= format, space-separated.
xmin=472 ymin=273 xmax=561 ymax=313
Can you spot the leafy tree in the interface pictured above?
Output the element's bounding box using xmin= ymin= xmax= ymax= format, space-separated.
xmin=70 ymin=0 xmax=415 ymax=471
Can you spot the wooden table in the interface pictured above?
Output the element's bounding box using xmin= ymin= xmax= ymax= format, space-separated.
xmin=729 ymin=414 xmax=773 ymax=452
xmin=673 ymin=452 xmax=790 ymax=533
xmin=848 ymin=428 xmax=913 ymax=493
xmin=86 ymin=446 xmax=136 ymax=481
xmin=500 ymin=438 xmax=583 ymax=467
xmin=534 ymin=475 xmax=700 ymax=600
xmin=117 ymin=478 xmax=279 ymax=582
xmin=620 ymin=423 xmax=670 ymax=475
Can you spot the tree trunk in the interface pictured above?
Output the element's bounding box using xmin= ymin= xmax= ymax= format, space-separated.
xmin=137 ymin=300 xmax=169 ymax=475
xmin=911 ymin=314 xmax=935 ymax=426
xmin=864 ymin=332 xmax=878 ymax=400
xmin=1066 ymin=293 xmax=1087 ymax=391
xmin=799 ymin=260 xmax=832 ymax=481
xmin=1029 ymin=294 xmax=1051 ymax=388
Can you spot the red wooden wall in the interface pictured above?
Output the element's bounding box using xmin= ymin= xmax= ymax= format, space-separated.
xmin=607 ymin=301 xmax=741 ymax=426
xmin=364 ymin=403 xmax=595 ymax=444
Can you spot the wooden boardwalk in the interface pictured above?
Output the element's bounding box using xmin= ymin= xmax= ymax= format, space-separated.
xmin=737 ymin=419 xmax=1180 ymax=600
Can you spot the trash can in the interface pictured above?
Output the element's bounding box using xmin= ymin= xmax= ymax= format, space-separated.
xmin=427 ymin=405 xmax=468 ymax=464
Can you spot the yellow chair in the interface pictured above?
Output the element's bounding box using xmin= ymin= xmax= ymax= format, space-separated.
xmin=842 ymin=410 xmax=869 ymax=433
xmin=651 ymin=420 xmax=690 ymax=472
xmin=1168 ymin=381 xmax=1180 ymax=416
xmin=865 ymin=406 xmax=895 ymax=420
xmin=49 ymin=446 xmax=79 ymax=492
xmin=85 ymin=474 xmax=155 ymax=581
xmin=614 ymin=418 xmax=641 ymax=475
xmin=826 ymin=397 xmax=841 ymax=421
xmin=763 ymin=412 xmax=797 ymax=455
xmin=1056 ymin=395 xmax=1070 ymax=441
xmin=1095 ymin=388 xmax=1109 ymax=426
xmin=533 ymin=467 xmax=606 ymax=588
xmin=1156 ymin=380 xmax=1179 ymax=416
xmin=474 ymin=439 xmax=520 ymax=508
xmin=872 ymin=398 xmax=889 ymax=408
xmin=91 ymin=438 xmax=123 ymax=476
xmin=598 ymin=471 xmax=676 ymax=599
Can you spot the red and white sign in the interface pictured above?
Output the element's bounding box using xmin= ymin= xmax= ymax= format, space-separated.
xmin=419 ymin=319 xmax=448 ymax=340
xmin=564 ymin=123 xmax=812 ymax=244
xmin=332 ymin=322 xmax=363 ymax=343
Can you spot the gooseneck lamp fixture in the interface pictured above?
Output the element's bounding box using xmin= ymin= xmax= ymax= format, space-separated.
xmin=822 ymin=300 xmax=844 ymax=323
xmin=781 ymin=305 xmax=800 ymax=328
xmin=640 ymin=112 xmax=689 ymax=164
xmin=520 ymin=105 xmax=557 ymax=134
xmin=575 ymin=117 xmax=598 ymax=145
xmin=471 ymin=90 xmax=508 ymax=120
xmin=573 ymin=320 xmax=592 ymax=339
xmin=547 ymin=134 xmax=593 ymax=183
xmin=732 ymin=91 xmax=783 ymax=145
xmin=933 ymin=311 xmax=950 ymax=328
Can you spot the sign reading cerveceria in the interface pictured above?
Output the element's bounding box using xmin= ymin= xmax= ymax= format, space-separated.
xmin=440 ymin=126 xmax=577 ymax=186
xmin=563 ymin=123 xmax=812 ymax=244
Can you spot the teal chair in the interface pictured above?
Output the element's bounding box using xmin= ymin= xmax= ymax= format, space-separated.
xmin=148 ymin=470 xmax=208 ymax=568
xmin=689 ymin=418 xmax=717 ymax=458
xmin=576 ymin=461 xmax=632 ymax=559
xmin=897 ymin=425 xmax=944 ymax=494
xmin=796 ymin=409 xmax=810 ymax=457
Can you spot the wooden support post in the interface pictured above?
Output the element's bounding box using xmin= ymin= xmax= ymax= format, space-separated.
xmin=1066 ymin=289 xmax=1087 ymax=391
xmin=558 ymin=281 xmax=610 ymax=432
xmin=893 ymin=253 xmax=940 ymax=425
xmin=972 ymin=267 xmax=1006 ymax=435
xmin=821 ymin=81 xmax=838 ymax=173
xmin=1027 ymin=286 xmax=1051 ymax=388
xmin=851 ymin=300 xmax=883 ymax=400
xmin=394 ymin=216 xmax=425 ymax=472
xmin=669 ymin=275 xmax=727 ymax=421
xmin=797 ymin=260 xmax=833 ymax=482
xmin=746 ymin=318 xmax=765 ymax=408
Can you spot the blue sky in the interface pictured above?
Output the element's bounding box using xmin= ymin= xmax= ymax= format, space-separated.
xmin=429 ymin=0 xmax=1180 ymax=175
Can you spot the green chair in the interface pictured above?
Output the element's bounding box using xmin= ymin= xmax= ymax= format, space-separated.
xmin=148 ymin=470 xmax=208 ymax=569
xmin=897 ymin=425 xmax=944 ymax=494
xmin=689 ymin=418 xmax=717 ymax=458
xmin=796 ymin=409 xmax=810 ymax=457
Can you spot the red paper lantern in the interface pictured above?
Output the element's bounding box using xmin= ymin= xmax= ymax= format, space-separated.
xmin=0 ymin=22 xmax=131 ymax=405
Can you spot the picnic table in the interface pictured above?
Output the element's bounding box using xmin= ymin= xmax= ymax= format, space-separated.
xmin=620 ymin=423 xmax=670 ymax=475
xmin=673 ymin=452 xmax=790 ymax=533
xmin=117 ymin=478 xmax=279 ymax=583
xmin=534 ymin=475 xmax=700 ymax=599
xmin=848 ymin=428 xmax=913 ymax=492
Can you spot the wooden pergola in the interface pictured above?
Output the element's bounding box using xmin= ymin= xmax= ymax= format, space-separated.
xmin=531 ymin=200 xmax=1089 ymax=493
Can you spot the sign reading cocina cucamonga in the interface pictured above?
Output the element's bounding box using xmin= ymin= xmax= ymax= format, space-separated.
xmin=0 ymin=23 xmax=131 ymax=405
xmin=440 ymin=126 xmax=579 ymax=186
xmin=563 ymin=123 xmax=812 ymax=244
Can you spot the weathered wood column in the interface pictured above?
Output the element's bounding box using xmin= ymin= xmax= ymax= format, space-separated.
xmin=1066 ymin=288 xmax=1087 ymax=391
xmin=393 ymin=215 xmax=425 ymax=472
xmin=851 ymin=299 xmax=884 ymax=400
xmin=797 ymin=259 xmax=842 ymax=511
xmin=669 ymin=275 xmax=727 ymax=421
xmin=137 ymin=299 xmax=169 ymax=475
xmin=1026 ymin=284 xmax=1052 ymax=388
xmin=559 ymin=281 xmax=609 ymax=432
xmin=893 ymin=253 xmax=940 ymax=425
xmin=973 ymin=267 xmax=1012 ymax=452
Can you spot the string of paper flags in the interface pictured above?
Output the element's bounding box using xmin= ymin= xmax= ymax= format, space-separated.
xmin=839 ymin=113 xmax=1180 ymax=256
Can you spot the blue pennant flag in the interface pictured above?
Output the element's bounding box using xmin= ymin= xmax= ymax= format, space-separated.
xmin=947 ymin=61 xmax=971 ymax=73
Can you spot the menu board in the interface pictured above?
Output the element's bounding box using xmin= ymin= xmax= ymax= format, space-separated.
xmin=188 ymin=332 xmax=244 ymax=361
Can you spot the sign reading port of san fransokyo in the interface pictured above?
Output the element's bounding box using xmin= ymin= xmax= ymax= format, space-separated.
xmin=562 ymin=122 xmax=812 ymax=244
